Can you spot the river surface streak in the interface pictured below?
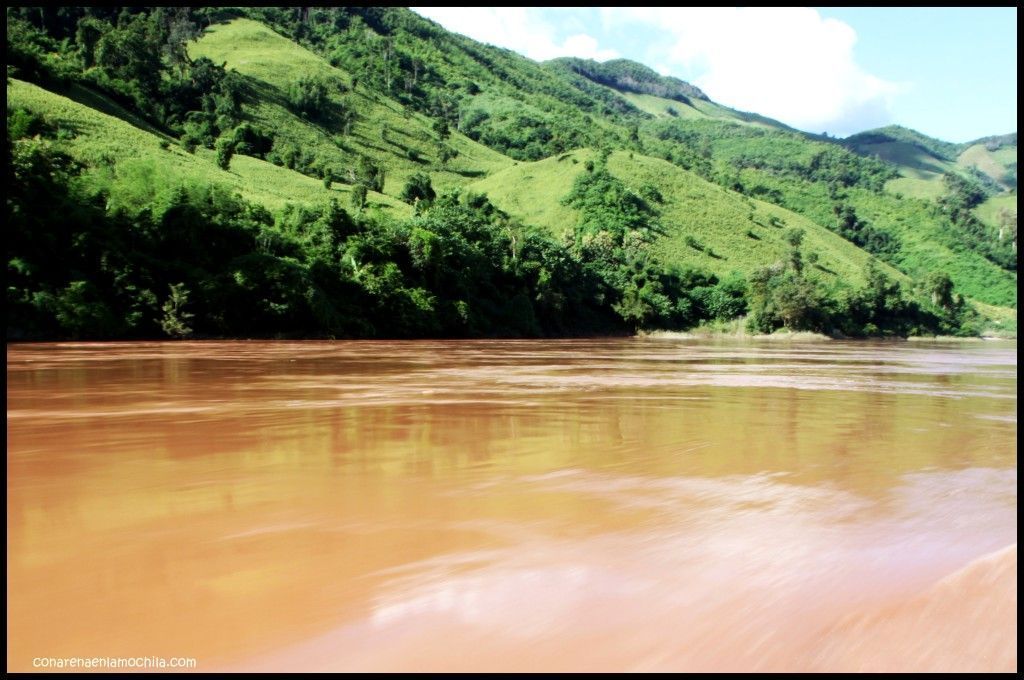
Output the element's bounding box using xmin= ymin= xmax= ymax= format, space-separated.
xmin=6 ymin=339 xmax=1017 ymax=672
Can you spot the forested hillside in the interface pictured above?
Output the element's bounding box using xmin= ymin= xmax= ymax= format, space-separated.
xmin=5 ymin=6 xmax=1016 ymax=340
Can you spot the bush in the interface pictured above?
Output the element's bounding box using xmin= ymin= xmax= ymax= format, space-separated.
xmin=7 ymin=107 xmax=48 ymax=139
xmin=160 ymin=283 xmax=194 ymax=338
xmin=231 ymin=123 xmax=274 ymax=159
xmin=351 ymin=184 xmax=367 ymax=211
xmin=287 ymin=75 xmax=331 ymax=118
xmin=355 ymin=157 xmax=385 ymax=192
xmin=400 ymin=172 xmax=436 ymax=207
xmin=215 ymin=136 xmax=235 ymax=170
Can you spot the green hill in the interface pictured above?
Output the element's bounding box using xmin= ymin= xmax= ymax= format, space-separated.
xmin=636 ymin=118 xmax=1016 ymax=307
xmin=204 ymin=7 xmax=1015 ymax=309
xmin=842 ymin=127 xmax=1016 ymax=282
xmin=611 ymin=89 xmax=793 ymax=131
xmin=4 ymin=6 xmax=1015 ymax=340
xmin=547 ymin=57 xmax=793 ymax=131
xmin=188 ymin=18 xmax=514 ymax=195
xmin=7 ymin=78 xmax=411 ymax=215
xmin=843 ymin=127 xmax=960 ymax=200
xmin=471 ymin=149 xmax=896 ymax=286
xmin=958 ymin=140 xmax=1017 ymax=191
xmin=845 ymin=125 xmax=965 ymax=162
xmin=845 ymin=125 xmax=1016 ymax=208
xmin=545 ymin=57 xmax=710 ymax=103
xmin=241 ymin=7 xmax=644 ymax=162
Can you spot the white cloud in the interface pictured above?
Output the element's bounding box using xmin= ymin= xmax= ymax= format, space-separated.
xmin=412 ymin=7 xmax=899 ymax=136
xmin=559 ymin=34 xmax=619 ymax=62
xmin=412 ymin=7 xmax=618 ymax=62
xmin=603 ymin=7 xmax=901 ymax=135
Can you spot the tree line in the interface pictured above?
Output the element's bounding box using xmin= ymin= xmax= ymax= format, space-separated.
xmin=8 ymin=123 xmax=976 ymax=340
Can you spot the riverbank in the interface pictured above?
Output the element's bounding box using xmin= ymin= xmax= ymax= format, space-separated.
xmin=640 ymin=317 xmax=1016 ymax=342
xmin=907 ymin=335 xmax=1015 ymax=342
xmin=641 ymin=318 xmax=830 ymax=342
xmin=6 ymin=317 xmax=1015 ymax=344
xmin=642 ymin=329 xmax=834 ymax=342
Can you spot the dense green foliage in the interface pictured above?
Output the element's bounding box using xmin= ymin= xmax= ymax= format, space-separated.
xmin=4 ymin=124 xmax=702 ymax=338
xmin=7 ymin=8 xmax=244 ymax=140
xmin=12 ymin=117 xmax=962 ymax=340
xmin=400 ymin=171 xmax=435 ymax=208
xmin=745 ymin=251 xmax=971 ymax=338
xmin=562 ymin=159 xmax=661 ymax=240
xmin=831 ymin=203 xmax=901 ymax=262
xmin=936 ymin=173 xmax=1016 ymax=270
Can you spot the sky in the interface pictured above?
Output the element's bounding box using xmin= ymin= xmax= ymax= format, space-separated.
xmin=411 ymin=7 xmax=1017 ymax=142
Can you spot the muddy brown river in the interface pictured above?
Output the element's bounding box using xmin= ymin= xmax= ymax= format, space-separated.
xmin=6 ymin=339 xmax=1017 ymax=672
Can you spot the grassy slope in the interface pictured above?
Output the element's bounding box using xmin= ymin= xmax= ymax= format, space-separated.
xmin=957 ymin=142 xmax=1017 ymax=189
xmin=188 ymin=18 xmax=513 ymax=196
xmin=730 ymin=167 xmax=1017 ymax=308
xmin=849 ymin=131 xmax=1017 ymax=206
xmin=845 ymin=128 xmax=956 ymax=200
xmin=971 ymin=300 xmax=1017 ymax=336
xmin=687 ymin=98 xmax=793 ymax=130
xmin=858 ymin=141 xmax=955 ymax=180
xmin=845 ymin=135 xmax=1017 ymax=303
xmin=871 ymin=138 xmax=1017 ymax=258
xmin=885 ymin=176 xmax=948 ymax=201
xmin=851 ymin=141 xmax=956 ymax=200
xmin=619 ymin=91 xmax=709 ymax=121
xmin=974 ymin=192 xmax=1017 ymax=231
xmin=190 ymin=19 xmax=1014 ymax=311
xmin=845 ymin=125 xmax=963 ymax=161
xmin=7 ymin=78 xmax=411 ymax=216
xmin=838 ymin=187 xmax=1017 ymax=308
xmin=615 ymin=89 xmax=787 ymax=132
xmin=952 ymin=142 xmax=1016 ymax=232
xmin=471 ymin=149 xmax=902 ymax=286
xmin=668 ymin=120 xmax=1018 ymax=309
xmin=61 ymin=83 xmax=169 ymax=138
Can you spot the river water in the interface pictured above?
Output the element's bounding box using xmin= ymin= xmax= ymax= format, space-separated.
xmin=6 ymin=339 xmax=1017 ymax=672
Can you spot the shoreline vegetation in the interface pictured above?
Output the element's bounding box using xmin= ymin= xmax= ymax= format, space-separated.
xmin=7 ymin=326 xmax=1016 ymax=344
xmin=641 ymin=317 xmax=1016 ymax=341
xmin=643 ymin=330 xmax=1016 ymax=342
xmin=642 ymin=317 xmax=831 ymax=341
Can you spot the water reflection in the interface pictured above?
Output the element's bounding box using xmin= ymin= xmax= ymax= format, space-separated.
xmin=6 ymin=339 xmax=1017 ymax=671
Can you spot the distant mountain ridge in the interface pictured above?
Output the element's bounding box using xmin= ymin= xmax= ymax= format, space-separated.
xmin=844 ymin=125 xmax=964 ymax=162
xmin=546 ymin=57 xmax=709 ymax=103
